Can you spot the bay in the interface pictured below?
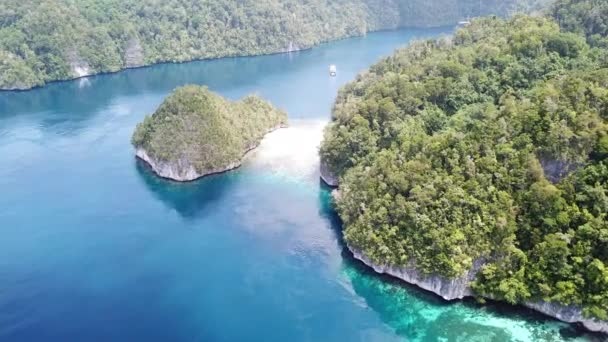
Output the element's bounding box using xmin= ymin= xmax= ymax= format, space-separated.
xmin=0 ymin=27 xmax=600 ymax=341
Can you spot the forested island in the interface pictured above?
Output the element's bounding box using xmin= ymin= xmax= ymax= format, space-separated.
xmin=5 ymin=0 xmax=607 ymax=335
xmin=320 ymin=0 xmax=608 ymax=333
xmin=0 ymin=0 xmax=549 ymax=90
xmin=132 ymin=85 xmax=286 ymax=181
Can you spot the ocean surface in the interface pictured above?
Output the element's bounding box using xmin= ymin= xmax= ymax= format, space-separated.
xmin=0 ymin=28 xmax=602 ymax=341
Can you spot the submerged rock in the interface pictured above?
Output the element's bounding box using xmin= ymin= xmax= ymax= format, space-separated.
xmin=132 ymin=85 xmax=287 ymax=181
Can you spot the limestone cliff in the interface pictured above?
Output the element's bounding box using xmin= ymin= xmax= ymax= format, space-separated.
xmin=539 ymin=156 xmax=580 ymax=183
xmin=349 ymin=246 xmax=481 ymax=300
xmin=66 ymin=50 xmax=92 ymax=78
xmin=136 ymin=124 xmax=285 ymax=181
xmin=125 ymin=38 xmax=145 ymax=68
xmin=320 ymin=159 xmax=339 ymax=187
xmin=348 ymin=244 xmax=608 ymax=334
xmin=525 ymin=301 xmax=608 ymax=334
xmin=136 ymin=148 xmax=204 ymax=181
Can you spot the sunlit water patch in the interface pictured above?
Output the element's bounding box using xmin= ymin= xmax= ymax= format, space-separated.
xmin=246 ymin=119 xmax=327 ymax=183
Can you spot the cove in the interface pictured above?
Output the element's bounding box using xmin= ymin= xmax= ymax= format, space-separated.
xmin=0 ymin=27 xmax=602 ymax=341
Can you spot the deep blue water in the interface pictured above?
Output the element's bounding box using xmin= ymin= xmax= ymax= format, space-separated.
xmin=0 ymin=28 xmax=601 ymax=341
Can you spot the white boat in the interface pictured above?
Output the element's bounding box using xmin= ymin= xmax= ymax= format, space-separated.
xmin=329 ymin=64 xmax=337 ymax=76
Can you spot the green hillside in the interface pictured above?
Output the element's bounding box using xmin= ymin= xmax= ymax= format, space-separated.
xmin=0 ymin=0 xmax=547 ymax=90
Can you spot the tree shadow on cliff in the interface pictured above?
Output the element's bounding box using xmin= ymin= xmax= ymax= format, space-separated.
xmin=135 ymin=159 xmax=240 ymax=220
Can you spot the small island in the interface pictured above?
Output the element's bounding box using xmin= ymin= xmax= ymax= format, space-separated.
xmin=132 ymin=85 xmax=287 ymax=181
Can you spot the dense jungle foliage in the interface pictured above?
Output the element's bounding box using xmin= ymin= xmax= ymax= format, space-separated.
xmin=320 ymin=13 xmax=608 ymax=319
xmin=0 ymin=0 xmax=546 ymax=90
xmin=132 ymin=85 xmax=286 ymax=173
xmin=552 ymin=0 xmax=608 ymax=48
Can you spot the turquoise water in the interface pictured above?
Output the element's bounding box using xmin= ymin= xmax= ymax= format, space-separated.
xmin=0 ymin=28 xmax=602 ymax=341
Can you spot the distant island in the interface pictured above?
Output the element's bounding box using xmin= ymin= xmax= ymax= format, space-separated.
xmin=0 ymin=0 xmax=549 ymax=90
xmin=320 ymin=0 xmax=608 ymax=334
xmin=132 ymin=85 xmax=287 ymax=181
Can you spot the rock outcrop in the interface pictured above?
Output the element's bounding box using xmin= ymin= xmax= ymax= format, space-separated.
xmin=136 ymin=148 xmax=222 ymax=181
xmin=66 ymin=50 xmax=91 ymax=78
xmin=539 ymin=156 xmax=579 ymax=183
xmin=320 ymin=159 xmax=339 ymax=187
xmin=125 ymin=38 xmax=145 ymax=68
xmin=349 ymin=246 xmax=481 ymax=300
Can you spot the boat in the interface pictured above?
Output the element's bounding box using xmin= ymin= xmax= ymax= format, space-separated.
xmin=329 ymin=64 xmax=337 ymax=76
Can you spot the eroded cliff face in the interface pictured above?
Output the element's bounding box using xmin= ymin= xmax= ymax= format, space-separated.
xmin=347 ymin=244 xmax=608 ymax=334
xmin=136 ymin=148 xmax=233 ymax=181
xmin=125 ymin=38 xmax=145 ymax=68
xmin=349 ymin=246 xmax=480 ymax=300
xmin=66 ymin=50 xmax=92 ymax=78
xmin=320 ymin=159 xmax=339 ymax=187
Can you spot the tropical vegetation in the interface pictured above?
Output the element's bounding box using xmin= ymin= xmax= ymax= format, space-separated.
xmin=1 ymin=0 xmax=547 ymax=90
xmin=320 ymin=5 xmax=608 ymax=319
xmin=132 ymin=85 xmax=286 ymax=176
xmin=551 ymin=0 xmax=608 ymax=48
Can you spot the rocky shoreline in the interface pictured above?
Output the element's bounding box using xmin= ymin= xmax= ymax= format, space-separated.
xmin=347 ymin=243 xmax=608 ymax=334
xmin=349 ymin=247 xmax=479 ymax=300
xmin=1 ymin=41 xmax=306 ymax=91
xmin=323 ymin=153 xmax=608 ymax=334
xmin=324 ymin=156 xmax=608 ymax=334
xmin=137 ymin=124 xmax=286 ymax=181
xmin=524 ymin=301 xmax=608 ymax=334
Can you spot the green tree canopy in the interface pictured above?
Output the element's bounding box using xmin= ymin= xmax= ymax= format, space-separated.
xmin=0 ymin=0 xmax=549 ymax=90
xmin=320 ymin=13 xmax=608 ymax=318
xmin=132 ymin=85 xmax=286 ymax=178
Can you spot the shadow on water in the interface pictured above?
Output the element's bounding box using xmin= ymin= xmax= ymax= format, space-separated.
xmin=135 ymin=159 xmax=240 ymax=220
xmin=317 ymin=181 xmax=343 ymax=239
xmin=317 ymin=182 xmax=604 ymax=341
